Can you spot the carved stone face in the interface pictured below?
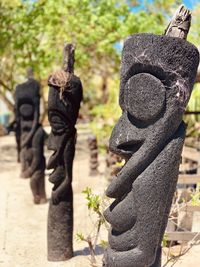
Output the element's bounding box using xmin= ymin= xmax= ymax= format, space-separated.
xmin=18 ymin=101 xmax=35 ymax=133
xmin=15 ymin=78 xmax=40 ymax=138
xmin=109 ymin=34 xmax=199 ymax=162
xmin=47 ymin=47 xmax=82 ymax=261
xmin=19 ymin=103 xmax=34 ymax=119
xmin=47 ymin=75 xmax=82 ymax=188
xmin=103 ymin=33 xmax=199 ymax=267
xmin=106 ymin=33 xmax=199 ymax=200
xmin=47 ymin=86 xmax=73 ymax=185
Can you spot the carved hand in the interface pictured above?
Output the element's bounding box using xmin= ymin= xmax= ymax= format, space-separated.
xmin=51 ymin=178 xmax=70 ymax=205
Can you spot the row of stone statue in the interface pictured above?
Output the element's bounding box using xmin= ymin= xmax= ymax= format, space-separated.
xmin=9 ymin=44 xmax=81 ymax=260
xmin=8 ymin=5 xmax=200 ymax=267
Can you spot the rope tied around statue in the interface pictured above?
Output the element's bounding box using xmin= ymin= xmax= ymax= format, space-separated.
xmin=48 ymin=43 xmax=75 ymax=105
xmin=48 ymin=70 xmax=73 ymax=104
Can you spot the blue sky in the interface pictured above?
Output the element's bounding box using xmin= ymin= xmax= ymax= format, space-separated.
xmin=183 ymin=0 xmax=200 ymax=9
xmin=131 ymin=0 xmax=200 ymax=13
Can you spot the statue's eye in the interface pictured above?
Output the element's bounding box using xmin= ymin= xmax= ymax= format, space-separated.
xmin=48 ymin=112 xmax=67 ymax=133
xmin=125 ymin=73 xmax=166 ymax=122
xmin=19 ymin=104 xmax=34 ymax=117
xmin=50 ymin=115 xmax=62 ymax=124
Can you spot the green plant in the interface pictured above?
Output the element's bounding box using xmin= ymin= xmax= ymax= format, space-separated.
xmin=82 ymin=187 xmax=102 ymax=214
xmin=76 ymin=187 xmax=106 ymax=266
xmin=191 ymin=183 xmax=200 ymax=206
xmin=184 ymin=84 xmax=200 ymax=137
xmin=162 ymin=233 xmax=168 ymax=248
xmin=89 ymin=77 xmax=121 ymax=151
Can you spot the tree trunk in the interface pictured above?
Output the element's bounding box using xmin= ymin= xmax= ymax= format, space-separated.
xmin=101 ymin=72 xmax=108 ymax=103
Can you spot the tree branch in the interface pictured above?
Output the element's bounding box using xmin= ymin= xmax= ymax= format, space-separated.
xmin=0 ymin=79 xmax=12 ymax=92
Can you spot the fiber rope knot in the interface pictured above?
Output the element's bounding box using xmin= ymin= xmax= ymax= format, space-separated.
xmin=48 ymin=70 xmax=72 ymax=101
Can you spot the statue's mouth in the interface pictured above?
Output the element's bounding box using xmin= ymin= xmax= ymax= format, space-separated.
xmin=117 ymin=140 xmax=143 ymax=158
xmin=47 ymin=150 xmax=57 ymax=169
xmin=48 ymin=165 xmax=65 ymax=184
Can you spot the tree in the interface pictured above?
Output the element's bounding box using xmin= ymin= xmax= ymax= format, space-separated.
xmin=0 ymin=0 xmax=47 ymax=112
xmin=0 ymin=0 xmax=168 ymax=114
xmin=1 ymin=0 xmax=199 ymax=120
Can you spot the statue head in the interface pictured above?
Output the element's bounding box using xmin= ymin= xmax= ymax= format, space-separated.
xmin=105 ymin=33 xmax=199 ymax=199
xmin=47 ymin=44 xmax=82 ymax=199
xmin=110 ymin=33 xmax=199 ymax=160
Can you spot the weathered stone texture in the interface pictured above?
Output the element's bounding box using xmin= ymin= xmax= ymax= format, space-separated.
xmin=47 ymin=44 xmax=83 ymax=261
xmin=103 ymin=34 xmax=199 ymax=267
xmin=15 ymin=78 xmax=46 ymax=204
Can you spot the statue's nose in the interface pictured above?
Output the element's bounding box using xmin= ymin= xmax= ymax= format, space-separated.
xmin=109 ymin=115 xmax=125 ymax=154
xmin=109 ymin=112 xmax=144 ymax=158
xmin=47 ymin=132 xmax=57 ymax=151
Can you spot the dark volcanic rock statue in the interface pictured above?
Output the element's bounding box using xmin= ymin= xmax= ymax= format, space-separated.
xmin=15 ymin=74 xmax=46 ymax=204
xmin=47 ymin=44 xmax=83 ymax=261
xmin=102 ymin=34 xmax=199 ymax=266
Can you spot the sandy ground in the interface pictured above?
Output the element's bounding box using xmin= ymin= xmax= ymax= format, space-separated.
xmin=0 ymin=127 xmax=107 ymax=267
xmin=0 ymin=127 xmax=200 ymax=267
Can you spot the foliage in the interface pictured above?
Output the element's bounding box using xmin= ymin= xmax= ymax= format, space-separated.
xmin=191 ymin=183 xmax=200 ymax=206
xmin=0 ymin=0 xmax=48 ymax=111
xmin=82 ymin=187 xmax=101 ymax=213
xmin=99 ymin=239 xmax=108 ymax=248
xmin=1 ymin=0 xmax=200 ymax=137
xmin=162 ymin=233 xmax=168 ymax=247
xmin=89 ymin=1 xmax=200 ymax=146
xmin=184 ymin=3 xmax=200 ymax=133
xmin=188 ymin=2 xmax=200 ymax=46
xmin=187 ymin=84 xmax=200 ymax=118
xmin=183 ymin=84 xmax=200 ymax=137
xmin=89 ymin=77 xmax=121 ymax=149
xmin=0 ymin=0 xmax=178 ymax=113
xmin=76 ymin=232 xmax=85 ymax=242
xmin=76 ymin=187 xmax=106 ymax=266
xmin=0 ymin=0 xmax=131 ymax=111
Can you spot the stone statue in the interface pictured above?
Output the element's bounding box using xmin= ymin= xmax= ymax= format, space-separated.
xmin=15 ymin=69 xmax=46 ymax=204
xmin=103 ymin=6 xmax=199 ymax=267
xmin=88 ymin=134 xmax=99 ymax=176
xmin=47 ymin=43 xmax=83 ymax=261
